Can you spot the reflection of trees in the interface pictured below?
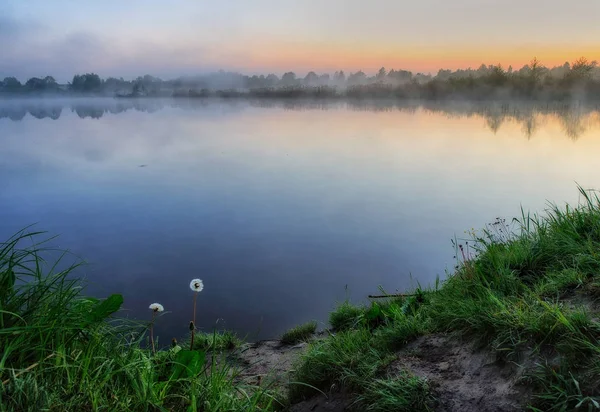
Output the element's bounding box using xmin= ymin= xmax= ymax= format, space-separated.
xmin=485 ymin=115 xmax=504 ymax=134
xmin=28 ymin=105 xmax=62 ymax=120
xmin=417 ymin=101 xmax=599 ymax=140
xmin=559 ymin=110 xmax=587 ymax=140
xmin=0 ymin=106 xmax=27 ymax=121
xmin=0 ymin=99 xmax=170 ymax=122
xmin=72 ymin=105 xmax=106 ymax=119
xmin=346 ymin=100 xmax=420 ymax=113
xmin=1 ymin=99 xmax=600 ymax=139
xmin=521 ymin=115 xmax=538 ymax=139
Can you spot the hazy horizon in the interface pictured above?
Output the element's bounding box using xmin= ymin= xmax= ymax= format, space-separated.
xmin=1 ymin=0 xmax=599 ymax=82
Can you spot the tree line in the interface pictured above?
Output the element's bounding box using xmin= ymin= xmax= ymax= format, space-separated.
xmin=1 ymin=57 xmax=599 ymax=100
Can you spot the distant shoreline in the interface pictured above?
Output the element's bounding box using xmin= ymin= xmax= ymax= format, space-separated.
xmin=3 ymin=57 xmax=600 ymax=101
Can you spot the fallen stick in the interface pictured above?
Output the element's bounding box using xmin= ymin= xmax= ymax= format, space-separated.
xmin=368 ymin=293 xmax=416 ymax=299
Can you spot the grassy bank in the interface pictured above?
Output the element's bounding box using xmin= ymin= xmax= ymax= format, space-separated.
xmin=0 ymin=231 xmax=280 ymax=411
xmin=289 ymin=187 xmax=600 ymax=411
xmin=3 ymin=187 xmax=600 ymax=411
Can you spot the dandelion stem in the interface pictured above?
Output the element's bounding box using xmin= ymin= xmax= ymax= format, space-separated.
xmin=193 ymin=292 xmax=198 ymax=325
xmin=191 ymin=292 xmax=198 ymax=350
xmin=150 ymin=312 xmax=156 ymax=355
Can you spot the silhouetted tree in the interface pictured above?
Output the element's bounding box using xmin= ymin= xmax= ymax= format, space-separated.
xmin=570 ymin=57 xmax=597 ymax=80
xmin=281 ymin=72 xmax=297 ymax=86
xmin=333 ymin=71 xmax=346 ymax=85
xmin=25 ymin=77 xmax=57 ymax=91
xmin=303 ymin=71 xmax=318 ymax=85
xmin=387 ymin=69 xmax=412 ymax=83
xmin=319 ymin=73 xmax=330 ymax=85
xmin=265 ymin=74 xmax=279 ymax=86
xmin=132 ymin=81 xmax=148 ymax=96
xmin=71 ymin=73 xmax=102 ymax=92
xmin=486 ymin=64 xmax=508 ymax=87
xmin=347 ymin=71 xmax=367 ymax=85
xmin=1 ymin=77 xmax=22 ymax=92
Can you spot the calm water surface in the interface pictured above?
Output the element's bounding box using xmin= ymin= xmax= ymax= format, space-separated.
xmin=1 ymin=98 xmax=599 ymax=340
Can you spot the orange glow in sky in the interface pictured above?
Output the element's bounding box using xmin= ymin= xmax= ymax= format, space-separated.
xmin=235 ymin=40 xmax=600 ymax=74
xmin=2 ymin=0 xmax=600 ymax=79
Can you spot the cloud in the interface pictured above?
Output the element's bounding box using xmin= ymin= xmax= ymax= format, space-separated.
xmin=0 ymin=9 xmax=223 ymax=81
xmin=0 ymin=27 xmax=222 ymax=82
xmin=1 ymin=0 xmax=599 ymax=81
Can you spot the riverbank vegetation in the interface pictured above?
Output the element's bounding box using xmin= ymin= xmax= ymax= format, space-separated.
xmin=2 ymin=187 xmax=600 ymax=410
xmin=0 ymin=231 xmax=279 ymax=411
xmin=1 ymin=57 xmax=599 ymax=101
xmin=290 ymin=187 xmax=600 ymax=411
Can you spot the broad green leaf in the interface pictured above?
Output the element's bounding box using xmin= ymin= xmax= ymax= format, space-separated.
xmin=171 ymin=350 xmax=206 ymax=380
xmin=88 ymin=294 xmax=123 ymax=323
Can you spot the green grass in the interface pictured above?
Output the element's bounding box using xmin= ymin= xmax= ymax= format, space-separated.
xmin=291 ymin=187 xmax=600 ymax=411
xmin=5 ymin=186 xmax=600 ymax=411
xmin=356 ymin=371 xmax=434 ymax=412
xmin=289 ymin=328 xmax=390 ymax=402
xmin=190 ymin=330 xmax=242 ymax=352
xmin=290 ymin=297 xmax=430 ymax=407
xmin=281 ymin=321 xmax=317 ymax=345
xmin=0 ymin=230 xmax=279 ymax=411
xmin=328 ymin=301 xmax=367 ymax=331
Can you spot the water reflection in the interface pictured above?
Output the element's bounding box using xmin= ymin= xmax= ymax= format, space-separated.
xmin=2 ymin=98 xmax=600 ymax=340
xmin=1 ymin=98 xmax=600 ymax=139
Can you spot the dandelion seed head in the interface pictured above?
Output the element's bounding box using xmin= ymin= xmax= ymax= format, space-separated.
xmin=149 ymin=303 xmax=164 ymax=312
xmin=190 ymin=278 xmax=204 ymax=292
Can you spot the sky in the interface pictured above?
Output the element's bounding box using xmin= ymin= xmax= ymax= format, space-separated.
xmin=1 ymin=0 xmax=599 ymax=82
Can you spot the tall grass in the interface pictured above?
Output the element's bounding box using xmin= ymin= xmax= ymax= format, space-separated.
xmin=0 ymin=230 xmax=279 ymax=411
xmin=5 ymin=186 xmax=600 ymax=410
xmin=280 ymin=321 xmax=317 ymax=345
xmin=291 ymin=187 xmax=600 ymax=410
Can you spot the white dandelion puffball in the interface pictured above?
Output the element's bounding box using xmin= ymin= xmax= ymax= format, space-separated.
xmin=149 ymin=303 xmax=164 ymax=312
xmin=190 ymin=279 xmax=204 ymax=292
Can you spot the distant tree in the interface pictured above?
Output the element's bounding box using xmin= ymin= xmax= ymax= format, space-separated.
xmin=132 ymin=81 xmax=148 ymax=96
xmin=529 ymin=57 xmax=543 ymax=84
xmin=333 ymin=71 xmax=346 ymax=84
xmin=103 ymin=77 xmax=130 ymax=92
xmin=1 ymin=77 xmax=22 ymax=92
xmin=435 ymin=69 xmax=452 ymax=81
xmin=303 ymin=71 xmax=318 ymax=85
xmin=71 ymin=73 xmax=102 ymax=92
xmin=476 ymin=64 xmax=489 ymax=76
xmin=387 ymin=69 xmax=412 ymax=83
xmin=141 ymin=74 xmax=161 ymax=84
xmin=487 ymin=64 xmax=507 ymax=86
xmin=347 ymin=70 xmax=367 ymax=85
xmin=245 ymin=75 xmax=259 ymax=89
xmin=570 ymin=57 xmax=597 ymax=80
xmin=413 ymin=73 xmax=432 ymax=83
xmin=376 ymin=67 xmax=387 ymax=81
xmin=25 ymin=77 xmax=46 ymax=91
xmin=265 ymin=73 xmax=279 ymax=87
xmin=318 ymin=73 xmax=330 ymax=85
xmin=281 ymin=72 xmax=297 ymax=86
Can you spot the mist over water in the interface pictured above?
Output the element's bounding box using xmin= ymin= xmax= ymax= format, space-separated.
xmin=1 ymin=98 xmax=599 ymax=340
